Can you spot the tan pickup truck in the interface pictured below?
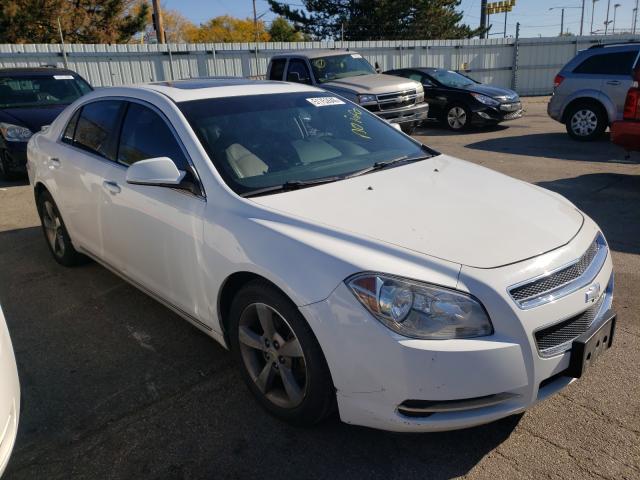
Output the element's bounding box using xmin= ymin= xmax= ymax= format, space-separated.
xmin=267 ymin=50 xmax=429 ymax=133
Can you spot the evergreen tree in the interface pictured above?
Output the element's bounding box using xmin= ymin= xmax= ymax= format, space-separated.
xmin=267 ymin=0 xmax=483 ymax=40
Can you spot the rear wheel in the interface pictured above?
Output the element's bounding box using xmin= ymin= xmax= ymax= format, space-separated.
xmin=229 ymin=281 xmax=335 ymax=426
xmin=36 ymin=190 xmax=87 ymax=266
xmin=565 ymin=102 xmax=607 ymax=141
xmin=444 ymin=104 xmax=471 ymax=131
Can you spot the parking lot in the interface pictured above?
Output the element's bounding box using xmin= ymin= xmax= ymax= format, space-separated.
xmin=0 ymin=97 xmax=638 ymax=479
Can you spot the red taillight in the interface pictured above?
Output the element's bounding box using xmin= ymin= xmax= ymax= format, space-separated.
xmin=554 ymin=74 xmax=565 ymax=88
xmin=623 ymin=87 xmax=640 ymax=121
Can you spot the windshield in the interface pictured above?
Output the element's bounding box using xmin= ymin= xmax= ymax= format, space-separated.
xmin=0 ymin=74 xmax=92 ymax=108
xmin=429 ymin=70 xmax=476 ymax=88
xmin=310 ymin=54 xmax=376 ymax=84
xmin=179 ymin=92 xmax=432 ymax=196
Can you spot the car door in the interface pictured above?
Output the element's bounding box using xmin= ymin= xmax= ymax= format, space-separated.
xmin=598 ymin=49 xmax=639 ymax=121
xmin=51 ymin=100 xmax=125 ymax=256
xmin=99 ymin=100 xmax=208 ymax=320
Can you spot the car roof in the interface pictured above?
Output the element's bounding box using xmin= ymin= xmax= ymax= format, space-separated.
xmin=270 ymin=49 xmax=353 ymax=60
xmin=0 ymin=67 xmax=82 ymax=77
xmin=133 ymin=77 xmax=323 ymax=102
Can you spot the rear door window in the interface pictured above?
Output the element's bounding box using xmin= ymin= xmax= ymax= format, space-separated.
xmin=61 ymin=109 xmax=80 ymax=145
xmin=269 ymin=59 xmax=287 ymax=80
xmin=73 ymin=100 xmax=124 ymax=160
xmin=117 ymin=102 xmax=189 ymax=169
xmin=574 ymin=51 xmax=639 ymax=75
xmin=286 ymin=59 xmax=312 ymax=84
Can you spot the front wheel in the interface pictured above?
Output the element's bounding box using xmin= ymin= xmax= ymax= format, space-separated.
xmin=0 ymin=150 xmax=16 ymax=181
xmin=400 ymin=122 xmax=417 ymax=134
xmin=229 ymin=281 xmax=335 ymax=426
xmin=565 ymin=102 xmax=607 ymax=141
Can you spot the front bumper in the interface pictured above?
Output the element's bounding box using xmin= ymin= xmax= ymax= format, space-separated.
xmin=0 ymin=307 xmax=19 ymax=477
xmin=611 ymin=121 xmax=640 ymax=152
xmin=367 ymin=102 xmax=430 ymax=124
xmin=472 ymin=102 xmax=523 ymax=125
xmin=1 ymin=142 xmax=28 ymax=175
xmin=300 ymin=219 xmax=615 ymax=432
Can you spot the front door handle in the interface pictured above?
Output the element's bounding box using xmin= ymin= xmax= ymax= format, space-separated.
xmin=103 ymin=180 xmax=121 ymax=195
xmin=606 ymin=80 xmax=621 ymax=86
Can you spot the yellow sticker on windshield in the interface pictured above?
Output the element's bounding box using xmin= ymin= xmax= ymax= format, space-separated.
xmin=312 ymin=58 xmax=326 ymax=69
xmin=346 ymin=108 xmax=371 ymax=139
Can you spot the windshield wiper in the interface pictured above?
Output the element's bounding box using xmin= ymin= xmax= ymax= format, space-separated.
xmin=346 ymin=154 xmax=433 ymax=179
xmin=241 ymin=176 xmax=342 ymax=198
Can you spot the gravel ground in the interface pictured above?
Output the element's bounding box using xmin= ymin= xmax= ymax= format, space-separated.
xmin=0 ymin=98 xmax=638 ymax=480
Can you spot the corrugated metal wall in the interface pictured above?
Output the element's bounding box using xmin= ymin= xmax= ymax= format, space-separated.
xmin=1 ymin=35 xmax=639 ymax=95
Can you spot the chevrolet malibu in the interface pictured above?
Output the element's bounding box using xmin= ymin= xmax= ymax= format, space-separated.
xmin=27 ymin=79 xmax=616 ymax=432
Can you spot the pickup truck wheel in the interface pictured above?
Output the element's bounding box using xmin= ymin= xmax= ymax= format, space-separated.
xmin=229 ymin=280 xmax=335 ymax=426
xmin=400 ymin=122 xmax=416 ymax=135
xmin=565 ymin=102 xmax=607 ymax=141
xmin=37 ymin=191 xmax=87 ymax=267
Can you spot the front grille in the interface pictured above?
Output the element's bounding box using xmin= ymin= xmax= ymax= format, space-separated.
xmin=376 ymin=89 xmax=417 ymax=111
xmin=535 ymin=289 xmax=606 ymax=357
xmin=508 ymin=233 xmax=606 ymax=309
xmin=503 ymin=111 xmax=523 ymax=120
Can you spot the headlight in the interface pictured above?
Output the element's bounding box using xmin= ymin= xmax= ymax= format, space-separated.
xmin=346 ymin=273 xmax=493 ymax=340
xmin=470 ymin=93 xmax=500 ymax=107
xmin=0 ymin=122 xmax=33 ymax=142
xmin=357 ymin=94 xmax=377 ymax=105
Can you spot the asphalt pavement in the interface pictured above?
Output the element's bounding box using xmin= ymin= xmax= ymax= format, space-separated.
xmin=0 ymin=98 xmax=638 ymax=479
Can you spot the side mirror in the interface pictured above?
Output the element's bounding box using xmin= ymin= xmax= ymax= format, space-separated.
xmin=126 ymin=157 xmax=186 ymax=187
xmin=374 ymin=61 xmax=381 ymax=74
xmin=287 ymin=71 xmax=301 ymax=82
xmin=391 ymin=123 xmax=402 ymax=131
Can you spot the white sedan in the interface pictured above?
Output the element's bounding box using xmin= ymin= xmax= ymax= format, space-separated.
xmin=27 ymin=79 xmax=616 ymax=432
xmin=0 ymin=305 xmax=19 ymax=476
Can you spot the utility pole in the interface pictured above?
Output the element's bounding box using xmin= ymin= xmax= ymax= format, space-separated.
xmin=504 ymin=10 xmax=508 ymax=37
xmin=579 ymin=0 xmax=585 ymax=35
xmin=604 ymin=0 xmax=611 ymax=35
xmin=480 ymin=0 xmax=488 ymax=38
xmin=591 ymin=0 xmax=599 ymax=34
xmin=561 ymin=8 xmax=565 ymax=35
xmin=57 ymin=17 xmax=68 ymax=69
xmin=634 ymin=0 xmax=639 ymax=34
xmin=152 ymin=0 xmax=165 ymax=44
xmin=252 ymin=0 xmax=259 ymax=76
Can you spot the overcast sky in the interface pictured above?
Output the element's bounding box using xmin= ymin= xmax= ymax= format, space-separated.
xmin=163 ymin=0 xmax=639 ymax=38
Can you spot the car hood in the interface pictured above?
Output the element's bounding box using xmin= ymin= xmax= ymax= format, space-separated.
xmin=461 ymin=83 xmax=519 ymax=101
xmin=250 ymin=155 xmax=583 ymax=269
xmin=322 ymin=74 xmax=421 ymax=95
xmin=0 ymin=105 xmax=67 ymax=132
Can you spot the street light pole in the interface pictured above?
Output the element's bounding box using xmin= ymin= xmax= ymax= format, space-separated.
xmin=580 ymin=0 xmax=585 ymax=35
xmin=604 ymin=0 xmax=611 ymax=35
xmin=252 ymin=0 xmax=259 ymax=76
xmin=591 ymin=0 xmax=599 ymax=34
xmin=634 ymin=0 xmax=639 ymax=34
xmin=612 ymin=3 xmax=620 ymax=33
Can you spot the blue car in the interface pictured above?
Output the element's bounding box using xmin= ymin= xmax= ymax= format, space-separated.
xmin=0 ymin=68 xmax=92 ymax=179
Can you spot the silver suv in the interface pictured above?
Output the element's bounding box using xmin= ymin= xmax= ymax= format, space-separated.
xmin=548 ymin=42 xmax=640 ymax=141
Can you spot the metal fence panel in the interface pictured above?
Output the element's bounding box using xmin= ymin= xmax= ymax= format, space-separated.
xmin=1 ymin=35 xmax=639 ymax=95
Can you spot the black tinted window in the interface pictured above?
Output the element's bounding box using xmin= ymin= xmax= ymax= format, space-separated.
xmin=117 ymin=103 xmax=188 ymax=168
xmin=574 ymin=51 xmax=639 ymax=75
xmin=74 ymin=101 xmax=123 ymax=159
xmin=287 ymin=59 xmax=312 ymax=84
xmin=269 ymin=59 xmax=286 ymax=80
xmin=62 ymin=109 xmax=80 ymax=145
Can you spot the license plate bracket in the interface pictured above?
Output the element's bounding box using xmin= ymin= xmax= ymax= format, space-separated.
xmin=566 ymin=310 xmax=616 ymax=378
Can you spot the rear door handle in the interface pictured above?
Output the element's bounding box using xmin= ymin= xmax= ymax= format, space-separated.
xmin=606 ymin=80 xmax=621 ymax=86
xmin=103 ymin=180 xmax=121 ymax=195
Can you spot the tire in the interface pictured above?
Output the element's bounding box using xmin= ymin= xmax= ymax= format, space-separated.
xmin=36 ymin=190 xmax=87 ymax=267
xmin=443 ymin=104 xmax=471 ymax=131
xmin=229 ymin=280 xmax=335 ymax=426
xmin=565 ymin=101 xmax=607 ymax=141
xmin=400 ymin=122 xmax=416 ymax=135
xmin=0 ymin=149 xmax=16 ymax=181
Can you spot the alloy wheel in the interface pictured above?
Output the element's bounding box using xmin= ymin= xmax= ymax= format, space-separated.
xmin=447 ymin=107 xmax=467 ymax=129
xmin=237 ymin=303 xmax=307 ymax=409
xmin=570 ymin=109 xmax=598 ymax=137
xmin=41 ymin=200 xmax=66 ymax=258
